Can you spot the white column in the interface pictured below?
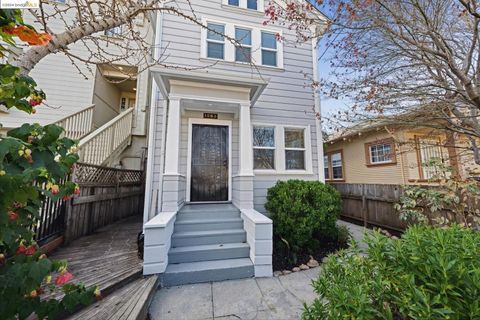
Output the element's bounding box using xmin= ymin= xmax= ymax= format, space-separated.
xmin=164 ymin=97 xmax=181 ymax=175
xmin=239 ymin=102 xmax=253 ymax=176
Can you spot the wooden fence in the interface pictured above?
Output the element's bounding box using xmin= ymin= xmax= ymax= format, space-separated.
xmin=332 ymin=183 xmax=409 ymax=232
xmin=63 ymin=163 xmax=144 ymax=243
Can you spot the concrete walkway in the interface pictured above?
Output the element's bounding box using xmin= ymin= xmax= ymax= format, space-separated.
xmin=149 ymin=220 xmax=368 ymax=320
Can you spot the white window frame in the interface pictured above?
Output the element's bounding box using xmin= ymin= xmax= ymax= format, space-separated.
xmin=369 ymin=143 xmax=393 ymax=164
xmin=200 ymin=18 xmax=284 ymax=69
xmin=284 ymin=127 xmax=307 ymax=171
xmin=222 ymin=0 xmax=265 ymax=12
xmin=261 ymin=31 xmax=278 ymax=67
xmin=252 ymin=123 xmax=313 ymax=175
xmin=253 ymin=126 xmax=276 ymax=171
xmin=206 ymin=22 xmax=226 ymax=60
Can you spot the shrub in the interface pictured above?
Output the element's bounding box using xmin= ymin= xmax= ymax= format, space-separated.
xmin=303 ymin=225 xmax=480 ymax=320
xmin=265 ymin=180 xmax=341 ymax=261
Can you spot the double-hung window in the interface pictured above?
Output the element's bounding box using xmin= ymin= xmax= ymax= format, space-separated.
xmin=325 ymin=151 xmax=344 ymax=181
xmin=365 ymin=139 xmax=396 ymax=166
xmin=228 ymin=0 xmax=239 ymax=5
xmin=253 ymin=126 xmax=275 ymax=170
xmin=207 ymin=23 xmax=225 ymax=60
xmin=226 ymin=0 xmax=258 ymax=10
xmin=261 ymin=32 xmax=277 ymax=66
xmin=247 ymin=0 xmax=258 ymax=9
xmin=284 ymin=128 xmax=305 ymax=170
xmin=235 ymin=27 xmax=252 ymax=63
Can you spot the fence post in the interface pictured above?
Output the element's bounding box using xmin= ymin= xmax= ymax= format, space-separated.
xmin=64 ymin=167 xmax=76 ymax=245
xmin=362 ymin=184 xmax=368 ymax=227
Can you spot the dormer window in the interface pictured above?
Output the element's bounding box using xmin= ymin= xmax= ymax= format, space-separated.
xmin=206 ymin=23 xmax=225 ymax=60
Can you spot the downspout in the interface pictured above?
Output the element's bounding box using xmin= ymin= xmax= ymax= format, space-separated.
xmin=143 ymin=11 xmax=165 ymax=223
xmin=312 ymin=37 xmax=325 ymax=182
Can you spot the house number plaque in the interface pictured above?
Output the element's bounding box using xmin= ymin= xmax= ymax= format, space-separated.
xmin=203 ymin=113 xmax=218 ymax=119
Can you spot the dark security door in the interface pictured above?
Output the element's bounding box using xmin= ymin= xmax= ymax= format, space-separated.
xmin=190 ymin=124 xmax=229 ymax=202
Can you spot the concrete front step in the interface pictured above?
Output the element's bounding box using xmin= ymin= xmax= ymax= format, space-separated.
xmin=174 ymin=217 xmax=244 ymax=232
xmin=171 ymin=229 xmax=247 ymax=247
xmin=160 ymin=258 xmax=254 ymax=287
xmin=168 ymin=242 xmax=250 ymax=264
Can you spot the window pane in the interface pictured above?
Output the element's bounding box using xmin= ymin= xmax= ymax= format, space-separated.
xmin=262 ymin=50 xmax=277 ymax=66
xmin=331 ymin=152 xmax=343 ymax=179
xmin=228 ymin=0 xmax=239 ymax=5
xmin=286 ymin=150 xmax=305 ymax=170
xmin=332 ymin=166 xmax=343 ymax=179
xmin=254 ymin=149 xmax=275 ymax=169
xmin=253 ymin=127 xmax=275 ymax=147
xmin=247 ymin=0 xmax=257 ymax=9
xmin=324 ymin=155 xmax=330 ymax=179
xmin=285 ymin=128 xmax=304 ymax=148
xmin=261 ymin=32 xmax=277 ymax=49
xmin=207 ymin=42 xmax=224 ymax=59
xmin=235 ymin=47 xmax=251 ymax=62
xmin=370 ymin=143 xmax=392 ymax=163
xmin=235 ymin=28 xmax=251 ymax=45
xmin=207 ymin=23 xmax=225 ymax=41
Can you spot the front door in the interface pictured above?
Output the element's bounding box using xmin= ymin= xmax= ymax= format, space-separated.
xmin=190 ymin=124 xmax=229 ymax=202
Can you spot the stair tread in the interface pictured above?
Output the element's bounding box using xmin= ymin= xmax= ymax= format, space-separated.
xmin=169 ymin=242 xmax=249 ymax=254
xmin=175 ymin=217 xmax=243 ymax=224
xmin=179 ymin=204 xmax=239 ymax=213
xmin=165 ymin=258 xmax=253 ymax=273
xmin=172 ymin=229 xmax=246 ymax=238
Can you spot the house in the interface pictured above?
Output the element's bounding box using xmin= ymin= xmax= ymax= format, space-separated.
xmin=141 ymin=1 xmax=326 ymax=285
xmin=324 ymin=119 xmax=479 ymax=185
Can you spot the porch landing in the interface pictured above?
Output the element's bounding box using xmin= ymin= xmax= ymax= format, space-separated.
xmin=45 ymin=215 xmax=158 ymax=319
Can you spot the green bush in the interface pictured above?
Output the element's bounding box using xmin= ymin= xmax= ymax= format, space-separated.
xmin=265 ymin=180 xmax=341 ymax=261
xmin=303 ymin=225 xmax=480 ymax=320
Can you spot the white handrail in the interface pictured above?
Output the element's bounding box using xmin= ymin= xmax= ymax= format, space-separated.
xmin=78 ymin=108 xmax=134 ymax=165
xmin=55 ymin=105 xmax=95 ymax=140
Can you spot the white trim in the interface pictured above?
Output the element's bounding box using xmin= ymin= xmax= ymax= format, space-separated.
xmin=186 ymin=118 xmax=233 ymax=202
xmin=143 ymin=83 xmax=158 ymax=223
xmin=368 ymin=143 xmax=394 ymax=164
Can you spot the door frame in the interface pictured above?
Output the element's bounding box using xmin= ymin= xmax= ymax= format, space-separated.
xmin=186 ymin=118 xmax=232 ymax=202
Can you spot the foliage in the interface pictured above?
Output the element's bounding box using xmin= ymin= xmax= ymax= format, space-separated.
xmin=395 ymin=159 xmax=480 ymax=228
xmin=303 ymin=225 xmax=480 ymax=320
xmin=265 ymin=180 xmax=341 ymax=262
xmin=335 ymin=225 xmax=350 ymax=247
xmin=0 ymin=9 xmax=97 ymax=320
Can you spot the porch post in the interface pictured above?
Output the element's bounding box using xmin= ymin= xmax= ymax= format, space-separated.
xmin=164 ymin=97 xmax=181 ymax=175
xmin=239 ymin=101 xmax=253 ymax=176
xmin=233 ymin=101 xmax=254 ymax=209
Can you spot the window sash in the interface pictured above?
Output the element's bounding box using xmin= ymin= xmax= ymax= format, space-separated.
xmin=369 ymin=143 xmax=393 ymax=164
xmin=325 ymin=152 xmax=343 ymax=180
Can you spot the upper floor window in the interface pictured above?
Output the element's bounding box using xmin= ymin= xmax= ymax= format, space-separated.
xmin=253 ymin=126 xmax=275 ymax=170
xmin=201 ymin=19 xmax=283 ymax=68
xmin=105 ymin=25 xmax=125 ymax=37
xmin=224 ymin=0 xmax=261 ymax=11
xmin=284 ymin=128 xmax=305 ymax=170
xmin=235 ymin=27 xmax=252 ymax=63
xmin=325 ymin=151 xmax=344 ymax=181
xmin=207 ymin=23 xmax=225 ymax=60
xmin=261 ymin=32 xmax=277 ymax=66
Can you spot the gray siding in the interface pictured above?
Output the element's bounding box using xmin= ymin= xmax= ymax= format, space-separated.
xmin=155 ymin=0 xmax=320 ymax=212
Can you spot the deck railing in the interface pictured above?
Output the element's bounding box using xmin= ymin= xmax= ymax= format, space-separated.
xmin=55 ymin=105 xmax=94 ymax=140
xmin=78 ymin=108 xmax=134 ymax=166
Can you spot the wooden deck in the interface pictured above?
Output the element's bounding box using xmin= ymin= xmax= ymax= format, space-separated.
xmin=46 ymin=215 xmax=144 ymax=301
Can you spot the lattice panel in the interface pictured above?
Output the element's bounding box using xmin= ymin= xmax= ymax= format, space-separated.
xmin=73 ymin=163 xmax=143 ymax=185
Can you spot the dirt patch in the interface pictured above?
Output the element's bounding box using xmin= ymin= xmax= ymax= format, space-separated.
xmin=272 ymin=236 xmax=347 ymax=272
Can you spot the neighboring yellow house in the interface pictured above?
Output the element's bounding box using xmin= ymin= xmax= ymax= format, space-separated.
xmin=324 ymin=122 xmax=479 ymax=185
